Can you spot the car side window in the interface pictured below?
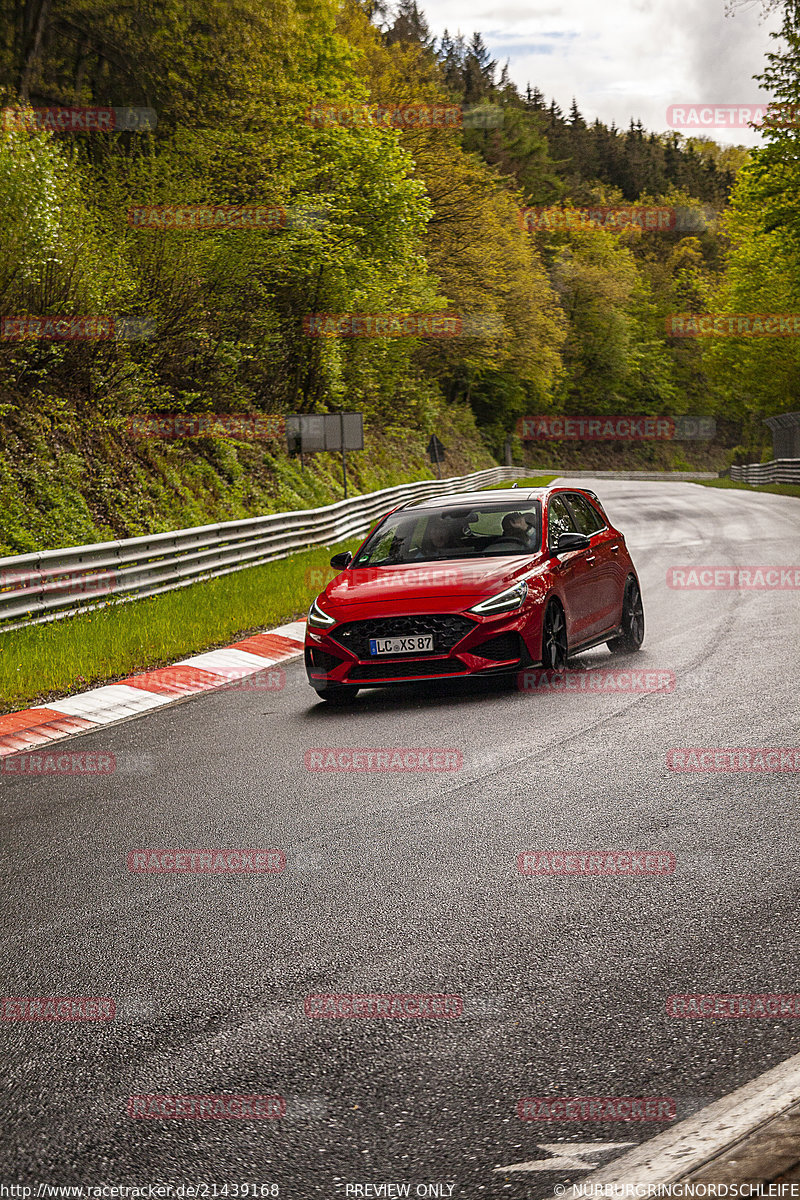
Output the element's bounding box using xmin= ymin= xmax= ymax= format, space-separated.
xmin=548 ymin=495 xmax=576 ymax=549
xmin=566 ymin=493 xmax=605 ymax=536
xmin=369 ymin=527 xmax=401 ymax=563
xmin=355 ymin=516 xmax=417 ymax=565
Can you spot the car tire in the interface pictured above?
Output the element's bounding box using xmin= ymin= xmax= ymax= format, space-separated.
xmin=313 ymin=686 xmax=360 ymax=705
xmin=541 ymin=599 xmax=568 ymax=670
xmin=607 ymin=575 xmax=645 ymax=654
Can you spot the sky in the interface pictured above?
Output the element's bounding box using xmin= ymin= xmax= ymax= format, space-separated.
xmin=418 ymin=0 xmax=783 ymax=147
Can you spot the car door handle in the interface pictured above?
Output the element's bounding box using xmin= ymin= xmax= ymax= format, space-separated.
xmin=585 ymin=555 xmax=597 ymax=565
xmin=610 ymin=544 xmax=620 ymax=553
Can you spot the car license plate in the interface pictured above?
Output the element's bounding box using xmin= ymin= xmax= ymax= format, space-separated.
xmin=369 ymin=635 xmax=434 ymax=656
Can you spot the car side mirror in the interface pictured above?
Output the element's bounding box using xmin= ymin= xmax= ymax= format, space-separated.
xmin=330 ymin=551 xmax=353 ymax=570
xmin=554 ymin=532 xmax=590 ymax=555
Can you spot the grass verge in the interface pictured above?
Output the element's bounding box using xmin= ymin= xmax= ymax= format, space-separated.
xmin=0 ymin=538 xmax=355 ymax=714
xmin=693 ymin=478 xmax=800 ymax=500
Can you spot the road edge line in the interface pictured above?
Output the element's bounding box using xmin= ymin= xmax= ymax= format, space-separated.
xmin=566 ymin=1051 xmax=800 ymax=1189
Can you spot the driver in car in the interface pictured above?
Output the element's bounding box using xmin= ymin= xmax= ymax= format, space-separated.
xmin=425 ymin=514 xmax=456 ymax=555
xmin=405 ymin=514 xmax=456 ymax=560
xmin=500 ymin=511 xmax=532 ymax=546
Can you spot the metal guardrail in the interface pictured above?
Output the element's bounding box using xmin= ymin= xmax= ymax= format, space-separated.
xmin=730 ymin=459 xmax=800 ymax=485
xmin=0 ymin=466 xmax=526 ymax=631
xmin=546 ymin=470 xmax=717 ymax=481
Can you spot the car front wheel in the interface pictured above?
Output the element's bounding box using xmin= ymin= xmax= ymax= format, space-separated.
xmin=607 ymin=575 xmax=644 ymax=653
xmin=541 ymin=599 xmax=568 ymax=670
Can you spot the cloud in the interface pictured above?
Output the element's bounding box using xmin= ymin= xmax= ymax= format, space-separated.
xmin=422 ymin=0 xmax=781 ymax=146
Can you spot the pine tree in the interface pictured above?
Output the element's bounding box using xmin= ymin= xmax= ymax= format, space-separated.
xmin=525 ymin=85 xmax=546 ymax=111
xmin=437 ymin=28 xmax=465 ymax=94
xmin=384 ymin=0 xmax=434 ymax=47
xmin=461 ymin=31 xmax=495 ymax=102
xmin=568 ymin=98 xmax=585 ymax=127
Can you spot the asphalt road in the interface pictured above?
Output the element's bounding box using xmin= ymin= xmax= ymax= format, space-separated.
xmin=2 ymin=479 xmax=800 ymax=1198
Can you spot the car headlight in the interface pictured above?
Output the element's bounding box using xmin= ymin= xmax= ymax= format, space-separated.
xmin=470 ymin=580 xmax=528 ymax=615
xmin=307 ymin=596 xmax=336 ymax=629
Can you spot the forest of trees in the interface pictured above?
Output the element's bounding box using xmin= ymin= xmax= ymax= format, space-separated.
xmin=0 ymin=0 xmax=796 ymax=495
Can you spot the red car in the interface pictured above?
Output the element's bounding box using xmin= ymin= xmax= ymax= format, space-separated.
xmin=304 ymin=486 xmax=644 ymax=703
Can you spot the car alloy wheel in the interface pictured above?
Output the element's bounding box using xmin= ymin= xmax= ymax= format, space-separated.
xmin=541 ymin=600 xmax=568 ymax=670
xmin=608 ymin=575 xmax=645 ymax=653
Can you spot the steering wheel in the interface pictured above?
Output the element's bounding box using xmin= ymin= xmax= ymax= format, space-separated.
xmin=487 ymin=537 xmax=528 ymax=551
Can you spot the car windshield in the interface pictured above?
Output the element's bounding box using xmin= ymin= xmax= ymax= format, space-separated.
xmin=352 ymin=502 xmax=542 ymax=567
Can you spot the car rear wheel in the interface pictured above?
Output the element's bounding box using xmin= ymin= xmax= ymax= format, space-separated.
xmin=607 ymin=575 xmax=644 ymax=653
xmin=541 ymin=599 xmax=568 ymax=670
xmin=313 ymin=685 xmax=360 ymax=705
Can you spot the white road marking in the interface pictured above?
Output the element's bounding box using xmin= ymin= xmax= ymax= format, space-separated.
xmin=271 ymin=620 xmax=306 ymax=642
xmin=558 ymin=1051 xmax=800 ymax=1191
xmin=177 ymin=647 xmax=277 ymax=676
xmin=40 ymin=684 xmax=172 ymax=723
xmin=495 ymin=1142 xmax=636 ymax=1173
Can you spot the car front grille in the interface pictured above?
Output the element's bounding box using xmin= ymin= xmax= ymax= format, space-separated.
xmin=332 ymin=614 xmax=476 ymax=659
